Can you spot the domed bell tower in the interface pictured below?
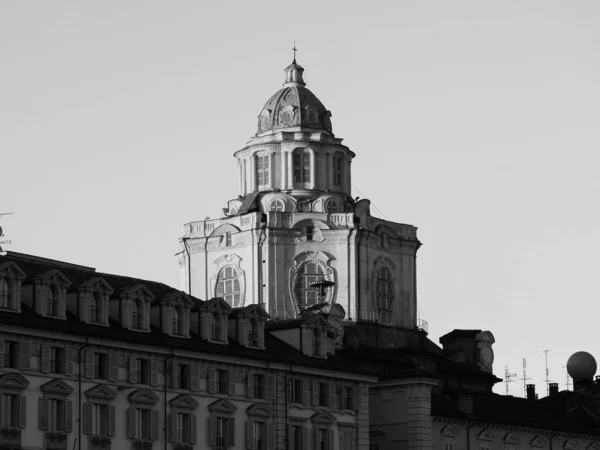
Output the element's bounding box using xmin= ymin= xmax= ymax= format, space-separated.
xmin=178 ymin=59 xmax=421 ymax=331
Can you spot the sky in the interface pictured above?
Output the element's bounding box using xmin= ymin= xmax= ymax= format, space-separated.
xmin=2 ymin=1 xmax=599 ymax=397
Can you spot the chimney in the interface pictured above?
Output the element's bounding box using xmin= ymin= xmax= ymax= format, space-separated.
xmin=526 ymin=384 xmax=536 ymax=401
xmin=549 ymin=383 xmax=559 ymax=396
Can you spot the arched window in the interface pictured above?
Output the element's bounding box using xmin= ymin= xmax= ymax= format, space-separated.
xmin=0 ymin=277 xmax=13 ymax=309
xmin=90 ymin=292 xmax=102 ymax=323
xmin=325 ymin=201 xmax=337 ymax=214
xmin=248 ymin=318 xmax=259 ymax=347
xmin=376 ymin=267 xmax=394 ymax=323
xmin=212 ymin=312 xmax=222 ymax=341
xmin=294 ymin=262 xmax=325 ymax=306
xmin=312 ymin=328 xmax=322 ymax=356
xmin=269 ymin=199 xmax=284 ymax=212
xmin=172 ymin=305 xmax=183 ymax=335
xmin=46 ymin=285 xmax=59 ymax=317
xmin=132 ymin=298 xmax=143 ymax=330
xmin=215 ymin=266 xmax=241 ymax=307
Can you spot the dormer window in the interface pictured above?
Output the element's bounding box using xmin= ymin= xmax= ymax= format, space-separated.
xmin=0 ymin=277 xmax=14 ymax=309
xmin=46 ymin=285 xmax=59 ymax=317
xmin=248 ymin=318 xmax=259 ymax=348
xmin=212 ymin=312 xmax=223 ymax=342
xmin=89 ymin=292 xmax=102 ymax=324
xmin=312 ymin=328 xmax=322 ymax=356
xmin=173 ymin=306 xmax=183 ymax=335
xmin=132 ymin=299 xmax=143 ymax=330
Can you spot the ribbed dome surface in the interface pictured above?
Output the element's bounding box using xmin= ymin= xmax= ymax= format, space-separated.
xmin=256 ymin=61 xmax=333 ymax=136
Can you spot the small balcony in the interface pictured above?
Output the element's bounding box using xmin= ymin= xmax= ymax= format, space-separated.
xmin=45 ymin=431 xmax=68 ymax=450
xmin=88 ymin=435 xmax=111 ymax=450
xmin=0 ymin=427 xmax=21 ymax=447
xmin=131 ymin=440 xmax=153 ymax=450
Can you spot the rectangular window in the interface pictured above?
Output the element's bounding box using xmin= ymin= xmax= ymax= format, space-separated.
xmin=92 ymin=404 xmax=109 ymax=436
xmin=253 ymin=421 xmax=266 ymax=450
xmin=216 ymin=369 xmax=228 ymax=394
xmin=291 ymin=379 xmax=303 ymax=403
xmin=224 ymin=232 xmax=232 ymax=247
xmin=257 ymin=155 xmax=270 ymax=186
xmin=369 ymin=444 xmax=381 ymax=450
xmin=293 ymin=153 xmax=311 ymax=183
xmin=444 ymin=444 xmax=455 ymax=450
xmin=179 ymin=364 xmax=191 ymax=390
xmin=306 ymin=226 xmax=314 ymax=242
xmin=216 ymin=417 xmax=233 ymax=448
xmin=135 ymin=409 xmax=151 ymax=440
xmin=317 ymin=428 xmax=328 ymax=450
xmin=318 ymin=383 xmax=328 ymax=406
xmin=291 ymin=425 xmax=302 ymax=450
xmin=49 ymin=399 xmax=66 ymax=432
xmin=138 ymin=358 xmax=150 ymax=385
xmin=176 ymin=412 xmax=192 ymax=444
xmin=342 ymin=386 xmax=353 ymax=409
xmin=253 ymin=374 xmax=266 ymax=399
xmin=0 ymin=393 xmax=19 ymax=427
xmin=94 ymin=353 xmax=109 ymax=380
xmin=333 ymin=156 xmax=343 ymax=186
xmin=5 ymin=341 xmax=19 ymax=369
xmin=49 ymin=347 xmax=65 ymax=374
xmin=340 ymin=430 xmax=354 ymax=450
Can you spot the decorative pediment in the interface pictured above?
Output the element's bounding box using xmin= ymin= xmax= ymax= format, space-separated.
xmin=169 ymin=394 xmax=199 ymax=410
xmin=36 ymin=269 xmax=71 ymax=287
xmin=128 ymin=389 xmax=159 ymax=405
xmin=202 ymin=297 xmax=233 ymax=314
xmin=586 ymin=442 xmax=600 ymax=450
xmin=504 ymin=433 xmax=520 ymax=445
xmin=160 ymin=291 xmax=195 ymax=308
xmin=0 ymin=372 xmax=30 ymax=391
xmin=441 ymin=425 xmax=458 ymax=438
xmin=85 ymin=384 xmax=117 ymax=401
xmin=310 ymin=411 xmax=336 ymax=425
xmin=207 ymin=398 xmax=237 ymax=415
xmin=78 ymin=277 xmax=114 ymax=294
xmin=235 ymin=304 xmax=270 ymax=320
xmin=531 ymin=436 xmax=546 ymax=448
xmin=564 ymin=440 xmax=579 ymax=450
xmin=477 ymin=429 xmax=494 ymax=442
xmin=40 ymin=378 xmax=74 ymax=397
xmin=211 ymin=223 xmax=241 ymax=237
xmin=121 ymin=284 xmax=155 ymax=301
xmin=246 ymin=403 xmax=274 ymax=418
xmin=0 ymin=261 xmax=26 ymax=279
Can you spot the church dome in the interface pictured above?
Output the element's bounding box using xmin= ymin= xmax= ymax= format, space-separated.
xmin=256 ymin=60 xmax=333 ymax=136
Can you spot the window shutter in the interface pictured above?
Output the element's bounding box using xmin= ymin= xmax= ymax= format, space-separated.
xmin=327 ymin=429 xmax=334 ymax=450
xmin=313 ymin=428 xmax=318 ymax=450
xmin=129 ymin=357 xmax=138 ymax=383
xmin=301 ymin=426 xmax=307 ymax=450
xmin=329 ymin=383 xmax=336 ymax=408
xmin=65 ymin=348 xmax=75 ymax=376
xmin=353 ymin=387 xmax=361 ymax=411
xmin=228 ymin=417 xmax=236 ymax=446
xmin=229 ymin=369 xmax=236 ymax=395
xmin=266 ymin=375 xmax=275 ymax=400
xmin=287 ymin=425 xmax=293 ymax=450
xmin=82 ymin=403 xmax=93 ymax=434
xmin=190 ymin=364 xmax=200 ymax=391
xmin=19 ymin=395 xmax=26 ymax=428
xmin=208 ymin=368 xmax=217 ymax=393
xmin=150 ymin=410 xmax=159 ymax=440
xmin=65 ymin=401 xmax=73 ymax=432
xmin=85 ymin=351 xmax=94 ymax=378
xmin=303 ymin=380 xmax=310 ymax=405
xmin=246 ymin=419 xmax=255 ymax=450
xmin=338 ymin=385 xmax=344 ymax=409
xmin=247 ymin=372 xmax=255 ymax=398
xmin=169 ymin=413 xmax=177 ymax=443
xmin=128 ymin=407 xmax=137 ymax=439
xmin=41 ymin=345 xmax=51 ymax=373
xmin=38 ymin=397 xmax=49 ymax=430
xmin=109 ymin=353 xmax=119 ymax=381
xmin=340 ymin=430 xmax=346 ymax=450
xmin=108 ymin=405 xmax=115 ymax=437
xmin=171 ymin=362 xmax=180 ymax=389
xmin=312 ymin=382 xmax=319 ymax=406
xmin=208 ymin=416 xmax=217 ymax=446
xmin=190 ymin=414 xmax=197 ymax=444
xmin=19 ymin=341 xmax=31 ymax=370
xmin=0 ymin=339 xmax=4 ymax=367
xmin=150 ymin=359 xmax=159 ymax=386
xmin=266 ymin=422 xmax=274 ymax=450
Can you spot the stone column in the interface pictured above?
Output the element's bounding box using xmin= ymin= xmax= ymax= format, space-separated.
xmin=270 ymin=152 xmax=276 ymax=189
xmin=406 ymin=383 xmax=433 ymax=450
xmin=241 ymin=159 xmax=247 ymax=195
xmin=310 ymin=150 xmax=316 ymax=189
xmin=287 ymin=151 xmax=294 ymax=189
xmin=253 ymin=154 xmax=258 ymax=192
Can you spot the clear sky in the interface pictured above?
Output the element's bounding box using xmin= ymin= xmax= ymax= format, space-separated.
xmin=2 ymin=1 xmax=599 ymax=397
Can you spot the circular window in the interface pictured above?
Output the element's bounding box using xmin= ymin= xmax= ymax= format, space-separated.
xmin=270 ymin=199 xmax=285 ymax=212
xmin=325 ymin=201 xmax=337 ymax=213
xmin=282 ymin=110 xmax=293 ymax=125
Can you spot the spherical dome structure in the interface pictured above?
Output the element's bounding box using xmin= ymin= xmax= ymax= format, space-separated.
xmin=256 ymin=61 xmax=333 ymax=136
xmin=567 ymin=351 xmax=597 ymax=380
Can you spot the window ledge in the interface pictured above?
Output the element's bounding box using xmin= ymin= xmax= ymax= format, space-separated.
xmin=208 ymin=338 xmax=227 ymax=345
xmin=0 ymin=307 xmax=21 ymax=313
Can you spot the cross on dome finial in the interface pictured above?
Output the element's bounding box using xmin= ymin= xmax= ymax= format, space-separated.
xmin=293 ymin=41 xmax=297 ymax=63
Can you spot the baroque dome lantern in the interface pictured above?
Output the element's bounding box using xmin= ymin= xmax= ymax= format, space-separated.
xmin=256 ymin=60 xmax=333 ymax=136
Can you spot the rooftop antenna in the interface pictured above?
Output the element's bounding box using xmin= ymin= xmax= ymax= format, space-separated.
xmin=504 ymin=366 xmax=518 ymax=395
xmin=519 ymin=358 xmax=532 ymax=398
xmin=292 ymin=41 xmax=297 ymax=63
xmin=0 ymin=212 xmax=14 ymax=256
xmin=562 ymin=365 xmax=571 ymax=391
xmin=544 ymin=349 xmax=552 ymax=396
